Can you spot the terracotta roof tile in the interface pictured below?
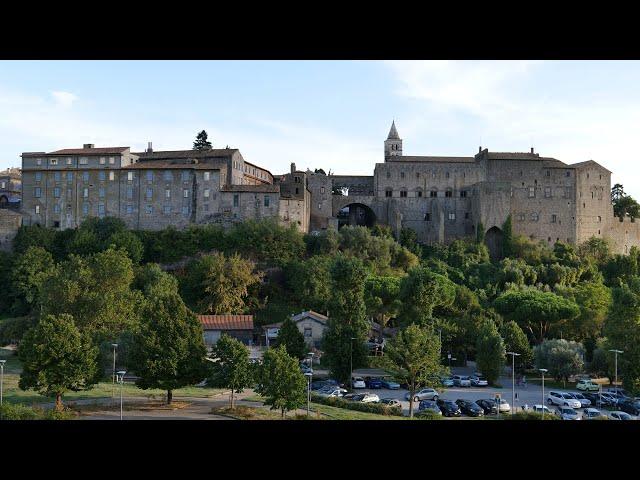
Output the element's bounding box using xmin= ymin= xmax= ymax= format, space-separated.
xmin=198 ymin=314 xmax=254 ymax=331
xmin=49 ymin=147 xmax=130 ymax=155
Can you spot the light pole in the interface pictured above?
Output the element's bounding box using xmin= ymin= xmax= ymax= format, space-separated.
xmin=111 ymin=343 xmax=118 ymax=400
xmin=306 ymin=352 xmax=314 ymax=417
xmin=116 ymin=370 xmax=126 ymax=420
xmin=0 ymin=359 xmax=6 ymax=407
xmin=350 ymin=337 xmax=356 ymax=389
xmin=539 ymin=368 xmax=548 ymax=419
xmin=609 ymin=349 xmax=623 ymax=388
xmin=507 ymin=352 xmax=520 ymax=415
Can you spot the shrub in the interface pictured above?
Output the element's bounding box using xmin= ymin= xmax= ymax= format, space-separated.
xmin=508 ymin=411 xmax=559 ymax=421
xmin=414 ymin=409 xmax=442 ymax=420
xmin=0 ymin=403 xmax=41 ymax=420
xmin=310 ymin=393 xmax=402 ymax=416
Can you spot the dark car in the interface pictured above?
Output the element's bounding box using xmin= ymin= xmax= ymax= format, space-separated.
xmin=582 ymin=392 xmax=614 ymax=407
xmin=418 ymin=400 xmax=442 ymax=415
xmin=310 ymin=379 xmax=339 ymax=391
xmin=436 ymin=399 xmax=462 ymax=417
xmin=475 ymin=399 xmax=499 ymax=415
xmin=455 ymin=399 xmax=484 ymax=417
xmin=618 ymin=399 xmax=640 ymax=416
xmin=365 ymin=377 xmax=383 ymax=389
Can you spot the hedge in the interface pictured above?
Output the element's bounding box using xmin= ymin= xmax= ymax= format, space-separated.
xmin=0 ymin=403 xmax=77 ymax=420
xmin=310 ymin=393 xmax=403 ymax=416
xmin=414 ymin=409 xmax=443 ymax=420
xmin=508 ymin=410 xmax=560 ymax=421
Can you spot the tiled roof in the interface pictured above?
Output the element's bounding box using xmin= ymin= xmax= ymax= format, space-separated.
xmin=221 ymin=185 xmax=280 ymax=193
xmin=126 ymin=160 xmax=221 ymax=170
xmin=486 ymin=152 xmax=540 ymax=160
xmin=389 ymin=156 xmax=475 ymax=163
xmin=135 ymin=149 xmax=238 ymax=160
xmin=291 ymin=310 xmax=328 ymax=324
xmin=48 ymin=147 xmax=130 ymax=155
xmin=570 ymin=160 xmax=612 ymax=173
xmin=198 ymin=315 xmax=254 ymax=331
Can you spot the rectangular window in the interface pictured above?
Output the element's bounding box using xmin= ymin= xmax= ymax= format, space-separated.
xmin=430 ymin=190 xmax=437 ymax=198
xmin=182 ymin=170 xmax=189 ymax=182
xmin=53 ymin=187 xmax=61 ymax=198
xmin=66 ymin=157 xmax=72 ymax=165
xmin=545 ymin=187 xmax=551 ymax=198
xmin=146 ymin=188 xmax=153 ymax=200
xmin=424 ymin=213 xmax=431 ymax=221
xmin=163 ymin=205 xmax=171 ymax=215
xmin=98 ymin=204 xmax=106 ymax=217
xmin=551 ymin=214 xmax=557 ymax=223
xmin=400 ymin=190 xmax=407 ymax=198
xmin=182 ymin=206 xmax=189 ymax=215
xmin=54 ymin=172 xmax=61 ymax=182
xmin=99 ymin=171 xmax=106 ymax=182
xmin=164 ymin=171 xmax=173 ymax=182
xmin=465 ymin=212 xmax=470 ymax=219
xmin=528 ymin=187 xmax=535 ymax=198
xmin=204 ymin=203 xmax=209 ymax=212
xmin=445 ymin=190 xmax=452 ymax=198
xmin=83 ymin=188 xmax=89 ymax=198
xmin=50 ymin=158 xmax=58 ymax=166
xmin=233 ymin=194 xmax=239 ymax=207
xmin=417 ymin=191 xmax=423 ymax=198
xmin=79 ymin=157 xmax=88 ymax=165
xmin=35 ymin=172 xmax=42 ymax=182
xmin=304 ymin=327 xmax=312 ymax=338
xmin=321 ymin=187 xmax=325 ymax=194
xmin=109 ymin=157 xmax=115 ymax=165
xmin=518 ymin=213 xmax=525 ymax=221
xmin=82 ymin=203 xmax=89 ymax=215
xmin=67 ymin=188 xmax=72 ymax=198
xmin=66 ymin=172 xmax=73 ymax=183
xmin=165 ymin=189 xmax=171 ymax=199
xmin=566 ymin=171 xmax=571 ymax=177
xmin=264 ymin=196 xmax=270 ymax=207
xmin=109 ymin=171 xmax=115 ymax=181
xmin=460 ymin=190 xmax=467 ymax=198
xmin=204 ymin=189 xmax=210 ymax=198
xmin=34 ymin=187 xmax=41 ymax=198
xmin=0 ymin=181 xmax=5 ymax=189
xmin=35 ymin=205 xmax=40 ymax=214
xmin=53 ymin=204 xmax=61 ymax=214
xmin=126 ymin=205 xmax=133 ymax=215
xmin=146 ymin=171 xmax=154 ymax=183
xmin=204 ymin=171 xmax=210 ymax=181
xmin=385 ymin=190 xmax=392 ymax=198
xmin=100 ymin=157 xmax=106 ymax=165
xmin=99 ymin=187 xmax=105 ymax=198
xmin=448 ymin=212 xmax=456 ymax=221
xmin=145 ymin=205 xmax=153 ymax=215
xmin=83 ymin=172 xmax=89 ymax=183
xmin=183 ymin=189 xmax=189 ymax=198
xmin=127 ymin=187 xmax=133 ymax=200
xmin=127 ymin=172 xmax=133 ymax=182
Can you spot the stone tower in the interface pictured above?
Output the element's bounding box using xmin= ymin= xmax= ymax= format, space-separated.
xmin=384 ymin=121 xmax=403 ymax=160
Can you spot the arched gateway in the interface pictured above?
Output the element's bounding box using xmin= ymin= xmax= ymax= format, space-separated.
xmin=485 ymin=226 xmax=504 ymax=261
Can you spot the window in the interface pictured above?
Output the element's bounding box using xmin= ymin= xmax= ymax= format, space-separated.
xmin=204 ymin=204 xmax=209 ymax=212
xmin=0 ymin=181 xmax=5 ymax=189
xmin=446 ymin=172 xmax=450 ymax=179
xmin=321 ymin=187 xmax=325 ymax=194
xmin=264 ymin=196 xmax=270 ymax=207
xmin=109 ymin=171 xmax=115 ymax=181
xmin=385 ymin=189 xmax=393 ymax=198
xmin=318 ymin=203 xmax=322 ymax=209
xmin=53 ymin=204 xmax=60 ymax=214
xmin=83 ymin=172 xmax=89 ymax=183
xmin=304 ymin=327 xmax=312 ymax=338
xmin=416 ymin=172 xmax=420 ymax=178
xmin=400 ymin=190 xmax=407 ymax=198
xmin=83 ymin=188 xmax=89 ymax=198
xmin=35 ymin=172 xmax=42 ymax=182
xmin=67 ymin=172 xmax=73 ymax=183
xmin=528 ymin=187 xmax=535 ymax=198
xmin=100 ymin=157 xmax=106 ymax=165
xmin=127 ymin=187 xmax=133 ymax=200
xmin=35 ymin=205 xmax=40 ymax=214
xmin=460 ymin=190 xmax=467 ymax=198
xmin=400 ymin=172 xmax=405 ymax=179
xmin=165 ymin=189 xmax=171 ymax=199
xmin=517 ymin=213 xmax=525 ymax=221
xmin=430 ymin=190 xmax=437 ymax=198
xmin=183 ymin=189 xmax=189 ymax=198
xmin=123 ymin=204 xmax=131 ymax=215
xmin=145 ymin=205 xmax=153 ymax=215
xmin=98 ymin=204 xmax=106 ymax=217
xmin=145 ymin=188 xmax=152 ymax=200
xmin=233 ymin=194 xmax=239 ymax=207
xmin=465 ymin=212 xmax=470 ymax=219
xmin=182 ymin=170 xmax=189 ymax=182
xmin=127 ymin=172 xmax=133 ymax=182
xmin=146 ymin=171 xmax=154 ymax=183
xmin=386 ymin=171 xmax=391 ymax=179
xmin=53 ymin=187 xmax=61 ymax=198
xmin=551 ymin=214 xmax=557 ymax=223
xmin=50 ymin=158 xmax=58 ymax=166
xmin=295 ymin=187 xmax=299 ymax=195
xmin=546 ymin=170 xmax=550 ymax=177
xmin=448 ymin=212 xmax=456 ymax=221
xmin=79 ymin=157 xmax=88 ymax=165
xmin=544 ymin=187 xmax=551 ymax=198
xmin=82 ymin=203 xmax=89 ymax=215
xmin=204 ymin=171 xmax=210 ymax=181
xmin=424 ymin=213 xmax=431 ymax=221
xmin=182 ymin=206 xmax=189 ymax=215
xmin=598 ymin=216 xmax=602 ymax=222
xmin=566 ymin=170 xmax=571 ymax=177
xmin=66 ymin=157 xmax=72 ymax=165
xmin=204 ymin=188 xmax=210 ymax=198
xmin=99 ymin=171 xmax=106 ymax=182
xmin=445 ymin=190 xmax=452 ymax=198
xmin=417 ymin=190 xmax=423 ymax=198
xmin=54 ymin=172 xmax=61 ymax=182
xmin=109 ymin=157 xmax=115 ymax=165
xmin=531 ymin=212 xmax=539 ymax=221
xmin=67 ymin=188 xmax=72 ymax=198
xmin=163 ymin=205 xmax=171 ymax=215
xmin=164 ymin=171 xmax=173 ymax=182
xmin=34 ymin=187 xmax=41 ymax=198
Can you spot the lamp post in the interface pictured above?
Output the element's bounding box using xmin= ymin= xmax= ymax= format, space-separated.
xmin=306 ymin=352 xmax=314 ymax=417
xmin=0 ymin=359 xmax=6 ymax=407
xmin=350 ymin=337 xmax=356 ymax=389
xmin=111 ymin=343 xmax=118 ymax=401
xmin=539 ymin=368 xmax=548 ymax=419
xmin=609 ymin=349 xmax=623 ymax=388
xmin=506 ymin=352 xmax=521 ymax=416
xmin=116 ymin=370 xmax=126 ymax=420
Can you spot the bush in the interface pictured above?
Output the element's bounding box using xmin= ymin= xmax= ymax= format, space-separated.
xmin=508 ymin=411 xmax=559 ymax=420
xmin=414 ymin=409 xmax=442 ymax=420
xmin=0 ymin=403 xmax=41 ymax=420
xmin=310 ymin=393 xmax=402 ymax=416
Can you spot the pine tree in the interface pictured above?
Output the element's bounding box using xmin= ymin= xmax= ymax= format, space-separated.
xmin=193 ymin=130 xmax=213 ymax=151
xmin=276 ymin=317 xmax=307 ymax=360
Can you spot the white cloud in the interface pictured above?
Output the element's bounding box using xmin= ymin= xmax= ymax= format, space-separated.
xmin=51 ymin=91 xmax=78 ymax=108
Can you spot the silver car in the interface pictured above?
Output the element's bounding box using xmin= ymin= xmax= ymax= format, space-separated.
xmin=405 ymin=388 xmax=439 ymax=402
xmin=557 ymin=406 xmax=580 ymax=420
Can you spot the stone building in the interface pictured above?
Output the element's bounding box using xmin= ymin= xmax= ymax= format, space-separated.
xmin=20 ymin=143 xmax=310 ymax=233
xmin=0 ymin=167 xmax=21 ymax=210
xmin=306 ymin=122 xmax=640 ymax=256
xmin=0 ymin=208 xmax=22 ymax=252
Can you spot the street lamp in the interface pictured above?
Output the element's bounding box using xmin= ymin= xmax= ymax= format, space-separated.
xmin=306 ymin=352 xmax=315 ymax=417
xmin=0 ymin=359 xmax=6 ymax=407
xmin=111 ymin=343 xmax=118 ymax=401
xmin=506 ymin=352 xmax=521 ymax=416
xmin=350 ymin=337 xmax=356 ymax=389
xmin=609 ymin=349 xmax=623 ymax=388
xmin=116 ymin=370 xmax=126 ymax=420
xmin=539 ymin=368 xmax=548 ymax=420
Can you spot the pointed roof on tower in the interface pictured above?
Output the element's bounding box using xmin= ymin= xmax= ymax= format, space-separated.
xmin=387 ymin=120 xmax=400 ymax=140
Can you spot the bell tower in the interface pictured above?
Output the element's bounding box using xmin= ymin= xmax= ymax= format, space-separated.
xmin=384 ymin=120 xmax=402 ymax=160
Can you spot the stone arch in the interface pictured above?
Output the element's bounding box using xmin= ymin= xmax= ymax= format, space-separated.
xmin=337 ymin=203 xmax=376 ymax=229
xmin=485 ymin=226 xmax=504 ymax=261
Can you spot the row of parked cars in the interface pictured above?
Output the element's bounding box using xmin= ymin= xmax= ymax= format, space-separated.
xmin=544 ymin=388 xmax=639 ymax=420
xmin=417 ymin=398 xmax=511 ymax=417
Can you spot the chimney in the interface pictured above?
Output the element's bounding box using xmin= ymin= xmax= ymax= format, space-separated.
xmin=147 ymin=142 xmax=153 ymax=153
xmin=291 ymin=162 xmax=296 ymax=173
xmin=531 ymin=147 xmax=534 ymax=154
xmin=83 ymin=143 xmax=95 ymax=149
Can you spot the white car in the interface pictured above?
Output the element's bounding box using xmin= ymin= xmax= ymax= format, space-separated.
xmin=452 ymin=375 xmax=471 ymax=387
xmin=317 ymin=387 xmax=347 ymax=398
xmin=530 ymin=404 xmax=552 ymax=414
xmin=496 ymin=398 xmax=511 ymax=413
xmin=351 ymin=377 xmax=366 ymax=389
xmin=405 ymin=388 xmax=440 ymax=402
xmin=470 ymin=375 xmax=488 ymax=387
xmin=567 ymin=392 xmax=591 ymax=408
xmin=556 ymin=406 xmax=580 ymax=420
xmin=358 ymin=393 xmax=380 ymax=403
xmin=547 ymin=391 xmax=581 ymax=409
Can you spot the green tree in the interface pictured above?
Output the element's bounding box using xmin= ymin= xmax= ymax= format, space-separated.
xmin=476 ymin=222 xmax=485 ymax=244
xmin=277 ymin=317 xmax=307 ymax=360
xmin=193 ymin=130 xmax=213 ymax=150
xmin=398 ymin=267 xmax=456 ymax=328
xmin=208 ymin=334 xmax=253 ymax=408
xmin=256 ymin=345 xmax=307 ymax=418
xmin=285 ymin=255 xmax=332 ymax=313
xmin=10 ymin=246 xmax=55 ymax=313
xmin=475 ymin=321 xmax=506 ymax=385
xmin=227 ymin=219 xmax=305 ymax=266
xmin=613 ymin=192 xmax=640 ymax=220
xmin=502 ymin=215 xmax=514 ymax=257
xmin=534 ymin=339 xmax=585 ymax=384
xmin=304 ymin=229 xmax=339 ymax=256
xmin=133 ymin=263 xmax=180 ymax=298
xmin=12 ymin=225 xmax=56 ymax=256
xmin=383 ymin=324 xmax=443 ymax=418
xmin=364 ymin=275 xmax=401 ymax=339
xmin=106 ymin=230 xmax=144 ymax=263
xmin=129 ymin=293 xmax=208 ymax=404
xmin=18 ymin=314 xmax=99 ymax=410
xmin=500 ymin=320 xmax=533 ymax=370
xmin=321 ymin=255 xmax=370 ymax=383
xmin=555 ymin=281 xmax=611 ymax=342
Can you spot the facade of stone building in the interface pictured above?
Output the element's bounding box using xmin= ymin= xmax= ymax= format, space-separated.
xmin=0 ymin=208 xmax=22 ymax=251
xmin=305 ymin=122 xmax=640 ymax=256
xmin=0 ymin=167 xmax=22 ymax=210
xmin=20 ymin=144 xmax=310 ymax=233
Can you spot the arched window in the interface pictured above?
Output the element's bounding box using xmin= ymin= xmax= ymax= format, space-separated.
xmin=400 ymin=190 xmax=408 ymax=198
xmin=385 ymin=188 xmax=393 ymax=198
xmin=415 ymin=187 xmax=423 ymax=198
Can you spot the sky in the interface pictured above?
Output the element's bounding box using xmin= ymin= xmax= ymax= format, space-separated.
xmin=1 ymin=60 xmax=640 ymax=197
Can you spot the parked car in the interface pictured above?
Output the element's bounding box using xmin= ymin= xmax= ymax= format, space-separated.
xmin=547 ymin=391 xmax=581 ymax=409
xmin=566 ymin=392 xmax=591 ymax=408
xmin=317 ymin=387 xmax=347 ymax=398
xmin=576 ymin=379 xmax=600 ymax=391
xmin=356 ymin=393 xmax=380 ymax=403
xmin=365 ymin=377 xmax=383 ymax=389
xmin=405 ymin=388 xmax=439 ymax=402
xmin=352 ymin=377 xmax=366 ymax=389
xmin=380 ymin=398 xmax=401 ymax=408
xmin=475 ymin=399 xmax=498 ymax=415
xmin=311 ymin=381 xmax=328 ymax=391
xmin=380 ymin=378 xmax=400 ymax=390
xmin=496 ymin=398 xmax=511 ymax=413
xmin=556 ymin=406 xmax=580 ymax=420
xmin=618 ymin=399 xmax=640 ymax=416
xmin=470 ymin=375 xmax=488 ymax=387
xmin=607 ymin=388 xmax=631 ymax=402
xmin=440 ymin=376 xmax=455 ymax=387
xmin=582 ymin=408 xmax=606 ymax=419
xmin=531 ymin=405 xmax=552 ymax=415
xmin=418 ymin=400 xmax=442 ymax=415
xmin=452 ymin=375 xmax=471 ymax=387
xmin=600 ymin=392 xmax=619 ymax=406
xmin=436 ymin=399 xmax=462 ymax=417
xmin=582 ymin=392 xmax=615 ymax=408
xmin=455 ymin=399 xmax=485 ymax=417
xmin=609 ymin=411 xmax=635 ymax=420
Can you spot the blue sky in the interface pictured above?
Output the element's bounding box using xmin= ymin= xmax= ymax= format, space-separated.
xmin=2 ymin=60 xmax=640 ymax=196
